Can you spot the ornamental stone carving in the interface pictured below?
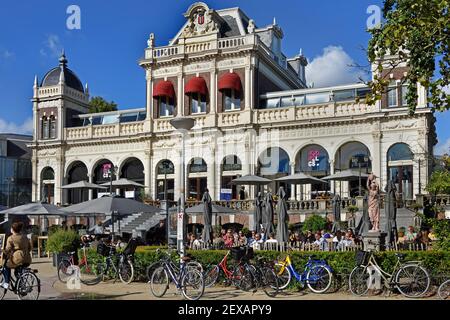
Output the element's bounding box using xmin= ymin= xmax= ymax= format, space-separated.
xmin=181 ymin=4 xmax=219 ymax=38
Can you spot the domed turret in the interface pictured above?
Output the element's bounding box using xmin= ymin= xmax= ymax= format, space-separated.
xmin=40 ymin=51 xmax=84 ymax=92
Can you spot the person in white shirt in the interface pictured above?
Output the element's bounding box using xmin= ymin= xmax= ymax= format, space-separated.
xmin=265 ymin=233 xmax=278 ymax=243
xmin=251 ymin=233 xmax=264 ymax=250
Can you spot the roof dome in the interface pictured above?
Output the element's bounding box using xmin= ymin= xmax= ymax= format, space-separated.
xmin=40 ymin=51 xmax=84 ymax=93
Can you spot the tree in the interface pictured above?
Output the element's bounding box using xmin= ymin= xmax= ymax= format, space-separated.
xmin=302 ymin=214 xmax=327 ymax=233
xmin=366 ymin=0 xmax=449 ymax=113
xmin=89 ymin=96 xmax=118 ymax=113
xmin=425 ymin=170 xmax=450 ymax=195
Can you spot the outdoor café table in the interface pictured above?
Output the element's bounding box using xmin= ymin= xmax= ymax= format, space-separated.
xmin=37 ymin=236 xmax=50 ymax=258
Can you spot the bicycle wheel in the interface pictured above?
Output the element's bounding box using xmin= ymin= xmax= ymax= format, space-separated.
xmin=150 ymin=266 xmax=169 ymax=298
xmin=274 ymin=262 xmax=292 ymax=290
xmin=118 ymin=259 xmax=134 ymax=284
xmin=395 ymin=264 xmax=430 ymax=298
xmin=17 ymin=272 xmax=40 ymax=300
xmin=232 ymin=265 xmax=254 ymax=291
xmin=438 ymin=279 xmax=450 ymax=300
xmin=261 ymin=267 xmax=279 ymax=298
xmin=79 ymin=260 xmax=104 ymax=285
xmin=203 ymin=265 xmax=220 ymax=288
xmin=349 ymin=266 xmax=369 ymax=296
xmin=146 ymin=261 xmax=162 ymax=281
xmin=187 ymin=261 xmax=204 ymax=273
xmin=57 ymin=259 xmax=74 ymax=283
xmin=306 ymin=265 xmax=333 ymax=294
xmin=181 ymin=268 xmax=204 ymax=301
xmin=0 ymin=270 xmax=7 ymax=300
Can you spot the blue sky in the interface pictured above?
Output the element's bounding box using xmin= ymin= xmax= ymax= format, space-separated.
xmin=0 ymin=0 xmax=448 ymax=153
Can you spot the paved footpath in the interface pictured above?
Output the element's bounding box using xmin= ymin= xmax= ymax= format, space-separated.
xmin=3 ymin=258 xmax=441 ymax=300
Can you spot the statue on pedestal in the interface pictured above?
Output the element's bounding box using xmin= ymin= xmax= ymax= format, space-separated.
xmin=368 ymin=176 xmax=380 ymax=231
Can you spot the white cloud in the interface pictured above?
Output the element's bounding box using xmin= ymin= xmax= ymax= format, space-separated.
xmin=305 ymin=46 xmax=366 ymax=88
xmin=0 ymin=49 xmax=14 ymax=62
xmin=436 ymin=137 xmax=450 ymax=155
xmin=0 ymin=117 xmax=33 ymax=135
xmin=40 ymin=34 xmax=63 ymax=57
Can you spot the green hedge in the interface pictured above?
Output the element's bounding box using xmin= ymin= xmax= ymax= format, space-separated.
xmin=79 ymin=248 xmax=450 ymax=288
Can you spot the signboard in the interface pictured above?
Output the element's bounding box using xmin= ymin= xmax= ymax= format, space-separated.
xmin=220 ymin=188 xmax=232 ymax=201
xmin=102 ymin=163 xmax=112 ymax=179
xmin=307 ymin=150 xmax=320 ymax=168
xmin=0 ymin=234 xmax=5 ymax=266
xmin=125 ymin=191 xmax=135 ymax=199
xmin=177 ymin=212 xmax=184 ymax=240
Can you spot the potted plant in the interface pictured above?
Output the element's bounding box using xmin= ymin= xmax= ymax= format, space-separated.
xmin=47 ymin=229 xmax=80 ymax=267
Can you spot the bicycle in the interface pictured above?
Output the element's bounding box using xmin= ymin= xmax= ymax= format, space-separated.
xmin=87 ymin=241 xmax=135 ymax=285
xmin=248 ymin=256 xmax=280 ymax=297
xmin=349 ymin=250 xmax=430 ymax=298
xmin=149 ymin=249 xmax=204 ymax=300
xmin=203 ymin=247 xmax=255 ymax=291
xmin=274 ymin=254 xmax=333 ymax=293
xmin=437 ymin=279 xmax=450 ymax=300
xmin=58 ymin=243 xmax=97 ymax=285
xmin=0 ymin=259 xmax=41 ymax=300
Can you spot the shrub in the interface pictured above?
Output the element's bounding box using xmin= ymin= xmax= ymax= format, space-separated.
xmin=80 ymin=248 xmax=450 ymax=287
xmin=47 ymin=229 xmax=79 ymax=253
xmin=302 ymin=214 xmax=327 ymax=233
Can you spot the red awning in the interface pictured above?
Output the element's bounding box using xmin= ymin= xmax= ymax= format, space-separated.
xmin=218 ymin=72 xmax=242 ymax=92
xmin=184 ymin=77 xmax=208 ymax=96
xmin=153 ymin=80 xmax=175 ymax=98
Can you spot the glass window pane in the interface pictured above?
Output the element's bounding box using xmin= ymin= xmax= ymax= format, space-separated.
xmin=388 ymin=87 xmax=397 ymax=107
xmin=82 ymin=118 xmax=91 ymax=126
xmin=92 ymin=117 xmax=102 ymax=125
xmin=401 ymin=86 xmax=408 ymax=106
xmin=120 ymin=112 xmax=138 ymax=123
xmin=293 ymin=95 xmax=305 ymax=105
xmin=266 ymin=98 xmax=280 ymax=109
xmin=281 ymin=97 xmax=295 ymax=107
xmin=304 ymin=92 xmax=329 ymax=105
xmin=137 ymin=112 xmax=146 ymax=121
xmin=224 ymin=94 xmax=232 ymax=111
xmin=334 ymin=89 xmax=355 ymax=102
xmin=356 ymin=87 xmax=371 ymax=99
xmin=102 ymin=115 xmax=119 ymax=124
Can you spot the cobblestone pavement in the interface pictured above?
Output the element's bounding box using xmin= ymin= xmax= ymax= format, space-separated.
xmin=2 ymin=258 xmax=441 ymax=301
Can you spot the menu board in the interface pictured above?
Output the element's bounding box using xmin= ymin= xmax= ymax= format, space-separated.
xmin=0 ymin=234 xmax=5 ymax=266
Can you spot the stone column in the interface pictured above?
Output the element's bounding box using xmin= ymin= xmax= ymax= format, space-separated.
xmin=290 ymin=161 xmax=296 ymax=200
xmin=88 ymin=174 xmax=94 ymax=200
xmin=207 ymin=146 xmax=216 ymax=200
xmin=177 ymin=73 xmax=183 ymax=117
xmin=55 ymin=153 xmax=64 ymax=205
xmin=144 ymin=149 xmax=152 ymax=200
xmin=146 ymin=69 xmax=153 ymax=120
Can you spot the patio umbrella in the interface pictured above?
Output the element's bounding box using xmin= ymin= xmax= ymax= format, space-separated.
xmin=322 ymin=169 xmax=369 ymax=181
xmin=200 ymin=190 xmax=213 ymax=244
xmin=384 ymin=180 xmax=398 ymax=248
xmin=229 ymin=175 xmax=272 ymax=186
xmin=61 ymin=181 xmax=108 ymax=190
xmin=331 ymin=194 xmax=341 ymax=233
xmin=275 ymin=173 xmax=325 ymax=184
xmin=0 ymin=202 xmax=68 ymax=216
xmin=253 ymin=192 xmax=263 ymax=233
xmin=61 ymin=195 xmax=161 ymax=216
xmin=355 ymin=195 xmax=371 ymax=236
xmin=262 ymin=190 xmax=275 ymax=236
xmin=276 ymin=186 xmax=289 ymax=243
xmin=100 ymin=178 xmax=146 ymax=188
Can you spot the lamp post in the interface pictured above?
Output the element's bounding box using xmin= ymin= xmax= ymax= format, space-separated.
xmin=5 ymin=177 xmax=14 ymax=208
xmin=170 ymin=117 xmax=195 ymax=257
xmin=352 ymin=156 xmax=369 ymax=196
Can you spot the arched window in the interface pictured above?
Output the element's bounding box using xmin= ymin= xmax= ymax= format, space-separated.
xmin=189 ymin=158 xmax=207 ymax=173
xmin=258 ymin=147 xmax=290 ymax=176
xmin=157 ymin=160 xmax=175 ymax=175
xmin=219 ymin=72 xmax=242 ymax=112
xmin=121 ymin=158 xmax=145 ymax=184
xmin=222 ymin=155 xmax=242 ymax=171
xmin=42 ymin=116 xmax=49 ymax=139
xmin=387 ymin=143 xmax=413 ymax=161
xmin=335 ymin=142 xmax=371 ymax=171
xmin=49 ymin=116 xmax=56 ymax=138
xmin=41 ymin=167 xmax=55 ymax=180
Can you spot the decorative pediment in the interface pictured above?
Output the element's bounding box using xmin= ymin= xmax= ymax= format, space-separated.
xmin=181 ymin=2 xmax=221 ymax=38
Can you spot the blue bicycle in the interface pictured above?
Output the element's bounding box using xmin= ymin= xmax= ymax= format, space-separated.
xmin=274 ymin=254 xmax=333 ymax=293
xmin=149 ymin=249 xmax=205 ymax=300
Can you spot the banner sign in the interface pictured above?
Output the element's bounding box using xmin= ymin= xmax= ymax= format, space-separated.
xmin=307 ymin=150 xmax=320 ymax=168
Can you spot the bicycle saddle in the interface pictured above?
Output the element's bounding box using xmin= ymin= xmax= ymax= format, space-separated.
xmin=181 ymin=256 xmax=191 ymax=262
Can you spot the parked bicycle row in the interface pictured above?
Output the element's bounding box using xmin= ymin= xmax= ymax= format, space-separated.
xmin=54 ymin=236 xmax=449 ymax=301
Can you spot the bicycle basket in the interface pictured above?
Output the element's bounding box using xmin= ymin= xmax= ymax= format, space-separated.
xmin=355 ymin=250 xmax=370 ymax=266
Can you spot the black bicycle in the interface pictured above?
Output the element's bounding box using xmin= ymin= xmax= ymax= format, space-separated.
xmin=88 ymin=240 xmax=136 ymax=285
xmin=0 ymin=260 xmax=41 ymax=300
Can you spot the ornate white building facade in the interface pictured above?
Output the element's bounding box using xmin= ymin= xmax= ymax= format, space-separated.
xmin=29 ymin=2 xmax=436 ymax=207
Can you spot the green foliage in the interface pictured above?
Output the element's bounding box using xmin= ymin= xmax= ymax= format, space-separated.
xmin=48 ymin=225 xmax=61 ymax=236
xmin=366 ymin=0 xmax=449 ymax=112
xmin=302 ymin=214 xmax=327 ymax=233
xmin=425 ymin=170 xmax=450 ymax=195
xmin=47 ymin=229 xmax=79 ymax=253
xmin=241 ymin=227 xmax=249 ymax=236
xmin=89 ymin=96 xmax=118 ymax=113
xmin=81 ymin=247 xmax=450 ymax=286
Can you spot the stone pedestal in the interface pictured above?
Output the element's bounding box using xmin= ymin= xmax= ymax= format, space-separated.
xmin=362 ymin=230 xmax=387 ymax=251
